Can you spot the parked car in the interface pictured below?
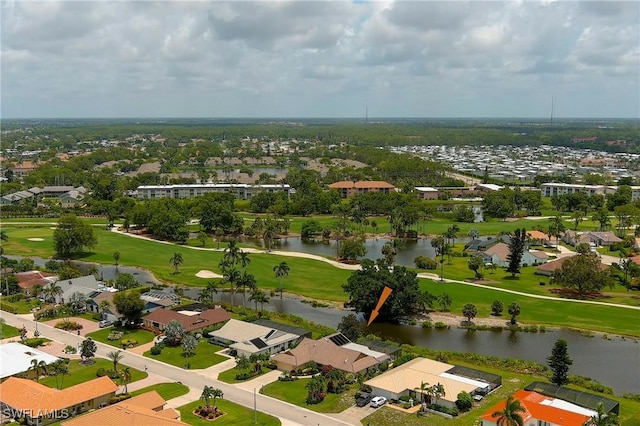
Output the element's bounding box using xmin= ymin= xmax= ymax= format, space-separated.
xmin=98 ymin=320 xmax=112 ymax=328
xmin=370 ymin=396 xmax=387 ymax=408
xmin=155 ymin=335 xmax=167 ymax=344
xmin=355 ymin=393 xmax=373 ymax=407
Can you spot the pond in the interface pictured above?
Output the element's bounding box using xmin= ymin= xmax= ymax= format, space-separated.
xmin=9 ymin=256 xmax=639 ymax=394
xmin=181 ymin=286 xmax=640 ymax=394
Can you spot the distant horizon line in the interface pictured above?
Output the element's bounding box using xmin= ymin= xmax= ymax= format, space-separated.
xmin=2 ymin=116 xmax=639 ymax=121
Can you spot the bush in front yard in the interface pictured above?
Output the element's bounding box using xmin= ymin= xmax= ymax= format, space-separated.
xmin=55 ymin=320 xmax=83 ymax=331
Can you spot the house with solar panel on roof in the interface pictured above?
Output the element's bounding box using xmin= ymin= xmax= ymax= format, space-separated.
xmin=207 ymin=318 xmax=307 ymax=357
xmin=272 ymin=333 xmax=391 ymax=374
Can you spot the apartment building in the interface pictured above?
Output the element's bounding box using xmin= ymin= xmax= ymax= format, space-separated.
xmin=136 ymin=183 xmax=293 ymax=200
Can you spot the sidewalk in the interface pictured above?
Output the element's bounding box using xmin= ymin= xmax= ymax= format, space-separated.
xmin=165 ymin=386 xmax=201 ymax=409
xmin=125 ymin=370 xmax=170 ymax=393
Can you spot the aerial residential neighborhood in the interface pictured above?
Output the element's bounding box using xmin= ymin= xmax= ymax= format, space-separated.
xmin=2 ymin=1 xmax=639 ymax=425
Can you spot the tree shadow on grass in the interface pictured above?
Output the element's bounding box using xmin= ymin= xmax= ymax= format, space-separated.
xmin=548 ymin=288 xmax=609 ymax=300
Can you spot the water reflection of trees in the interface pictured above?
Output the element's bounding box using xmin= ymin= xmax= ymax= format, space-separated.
xmin=507 ymin=330 xmax=520 ymax=345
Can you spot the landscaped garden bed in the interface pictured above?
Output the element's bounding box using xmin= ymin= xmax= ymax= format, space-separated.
xmin=178 ymin=399 xmax=280 ymax=425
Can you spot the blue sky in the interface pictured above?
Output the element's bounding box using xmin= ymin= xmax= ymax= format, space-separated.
xmin=1 ymin=1 xmax=639 ymax=119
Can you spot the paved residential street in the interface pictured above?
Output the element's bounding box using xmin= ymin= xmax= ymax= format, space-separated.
xmin=1 ymin=312 xmax=358 ymax=426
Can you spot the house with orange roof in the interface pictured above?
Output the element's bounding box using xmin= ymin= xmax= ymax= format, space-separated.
xmin=143 ymin=307 xmax=230 ymax=333
xmin=480 ymin=389 xmax=596 ymax=426
xmin=0 ymin=376 xmax=118 ymax=425
xmin=9 ymin=161 xmax=38 ymax=178
xmin=527 ymin=230 xmax=550 ymax=245
xmin=328 ymin=180 xmax=395 ymax=198
xmin=60 ymin=391 xmax=186 ymax=426
xmin=15 ymin=270 xmax=58 ymax=292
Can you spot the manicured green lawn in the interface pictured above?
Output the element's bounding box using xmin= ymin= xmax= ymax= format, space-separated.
xmin=261 ymin=378 xmax=357 ymax=413
xmin=217 ymin=366 xmax=270 ymax=384
xmin=39 ymin=358 xmax=147 ymax=389
xmin=0 ymin=322 xmax=21 ymax=338
xmin=86 ymin=326 xmax=156 ymax=348
xmin=130 ymin=382 xmax=190 ymax=400
xmin=143 ymin=339 xmax=228 ymax=369
xmin=178 ymin=398 xmax=281 ymax=426
xmin=420 ymin=278 xmax=640 ymax=337
xmin=2 ymin=221 xmax=640 ymax=337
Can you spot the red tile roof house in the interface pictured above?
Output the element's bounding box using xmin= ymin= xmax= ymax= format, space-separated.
xmin=480 ymin=389 xmax=595 ymax=426
xmin=328 ymin=180 xmax=396 ymax=198
xmin=61 ymin=391 xmax=186 ymax=426
xmin=15 ymin=270 xmax=58 ymax=293
xmin=143 ymin=307 xmax=231 ymax=333
xmin=0 ymin=376 xmax=118 ymax=425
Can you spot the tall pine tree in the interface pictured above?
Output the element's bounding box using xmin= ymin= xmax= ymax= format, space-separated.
xmin=547 ymin=339 xmax=573 ymax=385
xmin=506 ymin=228 xmax=527 ymax=278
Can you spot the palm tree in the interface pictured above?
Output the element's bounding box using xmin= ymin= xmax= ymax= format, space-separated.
xmin=99 ymin=300 xmax=111 ymax=318
xmin=274 ymin=287 xmax=285 ymax=300
xmin=169 ymin=252 xmax=184 ymax=274
xmin=491 ymin=395 xmax=526 ymax=426
xmin=197 ymin=288 xmax=212 ymax=303
xmin=206 ymin=280 xmax=220 ymax=301
xmin=590 ymin=402 xmax=619 ymax=426
xmin=432 ymin=382 xmax=445 ymax=407
xmin=50 ymin=359 xmax=69 ymax=389
xmin=273 ymin=261 xmax=290 ymax=292
xmin=48 ymin=282 xmax=63 ymax=303
xmin=415 ymin=380 xmax=430 ymax=405
xmin=120 ymin=367 xmax=132 ymax=394
xmin=201 ymin=385 xmax=215 ymax=408
xmin=221 ymin=267 xmax=241 ymax=307
xmin=249 ymin=288 xmax=270 ymax=311
xmin=239 ymin=250 xmax=251 ymax=271
xmin=29 ymin=359 xmax=47 ymax=383
xmin=223 ymin=240 xmax=241 ymax=266
xmin=262 ymin=225 xmax=277 ymax=252
xmin=211 ymin=388 xmax=223 ymax=408
xmin=237 ymin=271 xmax=257 ymax=307
xmin=113 ymin=251 xmax=121 ymax=269
xmin=31 ymin=283 xmax=44 ymax=300
xmin=107 ymin=350 xmax=124 ymax=373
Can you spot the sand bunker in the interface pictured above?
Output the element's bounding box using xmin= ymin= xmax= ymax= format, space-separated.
xmin=28 ymin=238 xmax=44 ymax=241
xmin=195 ymin=270 xmax=223 ymax=279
